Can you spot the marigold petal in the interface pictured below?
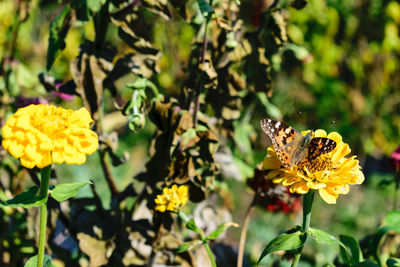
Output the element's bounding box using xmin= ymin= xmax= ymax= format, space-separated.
xmin=20 ymin=156 xmax=36 ymax=169
xmin=2 ymin=125 xmax=14 ymax=139
xmin=314 ymin=129 xmax=327 ymax=137
xmin=306 ymin=181 xmax=326 ymax=189
xmin=8 ymin=140 xmax=25 ymax=158
xmin=69 ymin=107 xmax=93 ymax=128
xmin=282 ymin=176 xmax=301 ymax=186
xmin=263 ymin=156 xmax=282 ymax=169
xmin=52 ymin=151 xmax=64 ymax=164
xmin=290 ymin=182 xmax=309 ymax=194
xmin=332 ymin=142 xmax=351 ymax=161
xmin=319 ymin=189 xmax=337 ymax=204
xmin=355 ymin=170 xmax=365 ymax=184
xmin=327 ymin=132 xmax=342 ymax=143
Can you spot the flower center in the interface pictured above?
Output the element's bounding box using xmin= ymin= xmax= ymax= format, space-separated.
xmin=299 ymin=155 xmax=333 ymax=174
xmin=30 ymin=106 xmax=69 ymax=136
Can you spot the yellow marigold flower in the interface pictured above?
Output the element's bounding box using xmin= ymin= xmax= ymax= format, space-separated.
xmin=1 ymin=104 xmax=98 ymax=169
xmin=155 ymin=185 xmax=189 ymax=212
xmin=262 ymin=130 xmax=364 ymax=204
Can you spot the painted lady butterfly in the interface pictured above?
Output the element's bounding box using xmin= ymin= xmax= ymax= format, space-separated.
xmin=260 ymin=118 xmax=337 ymax=168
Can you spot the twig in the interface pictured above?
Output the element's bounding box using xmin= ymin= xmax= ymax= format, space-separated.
xmin=237 ymin=193 xmax=257 ymax=267
xmin=192 ymin=1 xmax=213 ymax=127
xmin=99 ymin=149 xmax=119 ymax=196
xmin=192 ymin=21 xmax=209 ymax=127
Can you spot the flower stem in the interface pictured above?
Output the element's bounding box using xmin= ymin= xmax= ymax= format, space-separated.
xmin=291 ymin=190 xmax=315 ymax=267
xmin=203 ymin=241 xmax=217 ymax=267
xmin=37 ymin=165 xmax=51 ymax=267
xmin=178 ymin=211 xmax=216 ymax=266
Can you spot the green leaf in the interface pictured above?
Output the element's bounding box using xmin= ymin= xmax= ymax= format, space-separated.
xmin=186 ymin=219 xmax=204 ymax=235
xmin=24 ymin=255 xmax=55 ymax=267
xmin=383 ymin=210 xmax=400 ymax=232
xmin=353 ymin=260 xmax=381 ymax=267
xmin=176 ymin=240 xmax=202 ymax=253
xmin=308 ymin=228 xmax=345 ymax=247
xmin=387 ymin=258 xmax=400 ymax=267
xmin=206 ymin=222 xmax=239 ymax=240
xmin=339 ymin=235 xmax=363 ymax=266
xmin=197 ymin=0 xmax=214 ymax=15
xmin=71 ymin=0 xmax=104 ymax=21
xmin=369 ymin=226 xmax=391 ymax=265
xmin=0 ymin=186 xmax=47 ymax=208
xmin=258 ymin=227 xmax=305 ymax=264
xmin=46 ymin=4 xmax=71 ymax=71
xmin=49 ymin=181 xmax=91 ymax=202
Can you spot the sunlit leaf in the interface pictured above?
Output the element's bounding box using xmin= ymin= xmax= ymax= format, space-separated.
xmin=339 ymin=235 xmax=363 ymax=266
xmin=49 ymin=181 xmax=91 ymax=202
xmin=206 ymin=222 xmax=239 ymax=240
xmin=308 ymin=228 xmax=345 ymax=247
xmin=258 ymin=227 xmax=305 ymax=264
xmin=24 ymin=255 xmax=55 ymax=267
xmin=46 ymin=4 xmax=71 ymax=71
xmin=176 ymin=240 xmax=202 ymax=253
xmin=383 ymin=210 xmax=400 ymax=232
xmin=186 ymin=219 xmax=204 ymax=235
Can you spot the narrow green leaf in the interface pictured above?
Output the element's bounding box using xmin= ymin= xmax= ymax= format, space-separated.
xmin=258 ymin=228 xmax=305 ymax=264
xmin=176 ymin=240 xmax=202 ymax=253
xmin=383 ymin=210 xmax=400 ymax=232
xmin=197 ymin=0 xmax=214 ymax=15
xmin=46 ymin=5 xmax=71 ymax=71
xmin=0 ymin=186 xmax=47 ymax=208
xmin=339 ymin=235 xmax=363 ymax=266
xmin=387 ymin=258 xmax=400 ymax=267
xmin=206 ymin=222 xmax=239 ymax=240
xmin=24 ymin=255 xmax=55 ymax=267
xmin=49 ymin=181 xmax=91 ymax=202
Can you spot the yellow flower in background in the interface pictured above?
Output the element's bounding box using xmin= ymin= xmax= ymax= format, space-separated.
xmin=155 ymin=185 xmax=189 ymax=212
xmin=1 ymin=104 xmax=98 ymax=169
xmin=263 ymin=130 xmax=364 ymax=204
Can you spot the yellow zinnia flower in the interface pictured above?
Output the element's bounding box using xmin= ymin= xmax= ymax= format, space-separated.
xmin=155 ymin=185 xmax=189 ymax=212
xmin=1 ymin=104 xmax=98 ymax=169
xmin=262 ymin=129 xmax=364 ymax=204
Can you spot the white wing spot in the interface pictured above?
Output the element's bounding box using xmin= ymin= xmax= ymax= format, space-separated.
xmin=271 ymin=128 xmax=275 ymax=132
xmin=275 ymin=122 xmax=281 ymax=128
xmin=267 ymin=119 xmax=271 ymax=122
xmin=285 ymin=128 xmax=291 ymax=134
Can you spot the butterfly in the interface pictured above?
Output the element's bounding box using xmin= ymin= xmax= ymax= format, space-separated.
xmin=260 ymin=118 xmax=337 ymax=168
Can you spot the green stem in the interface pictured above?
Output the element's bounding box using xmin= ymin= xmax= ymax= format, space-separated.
xmin=394 ymin=173 xmax=399 ymax=210
xmin=291 ymin=190 xmax=315 ymax=267
xmin=37 ymin=165 xmax=51 ymax=267
xmin=203 ymin=241 xmax=217 ymax=267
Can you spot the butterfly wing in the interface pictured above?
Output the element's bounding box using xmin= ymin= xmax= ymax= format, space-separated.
xmin=260 ymin=118 xmax=304 ymax=167
xmin=307 ymin=137 xmax=337 ymax=162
